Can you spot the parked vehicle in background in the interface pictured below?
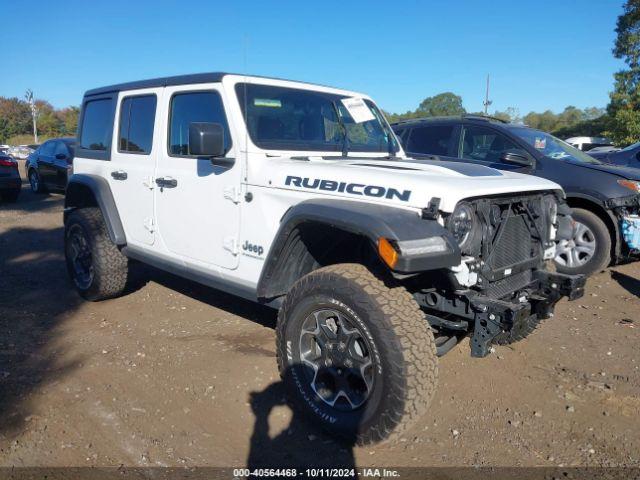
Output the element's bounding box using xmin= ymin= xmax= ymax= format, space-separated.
xmin=26 ymin=138 xmax=75 ymax=193
xmin=392 ymin=116 xmax=640 ymax=276
xmin=8 ymin=145 xmax=36 ymax=159
xmin=565 ymin=136 xmax=614 ymax=152
xmin=0 ymin=153 xmax=21 ymax=202
xmin=588 ymin=145 xmax=619 ymax=154
xmin=0 ymin=145 xmax=10 ymax=155
xmin=589 ymin=141 xmax=640 ymax=167
xmin=63 ymin=72 xmax=584 ymax=444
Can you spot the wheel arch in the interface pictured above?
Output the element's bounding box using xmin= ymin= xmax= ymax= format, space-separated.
xmin=565 ymin=194 xmax=620 ymax=260
xmin=256 ymin=199 xmax=460 ymax=301
xmin=64 ymin=174 xmax=126 ymax=246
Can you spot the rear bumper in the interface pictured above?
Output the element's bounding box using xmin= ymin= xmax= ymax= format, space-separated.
xmin=0 ymin=175 xmax=21 ymax=191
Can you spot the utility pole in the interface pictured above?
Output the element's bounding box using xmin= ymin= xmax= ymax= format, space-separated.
xmin=25 ymin=89 xmax=38 ymax=144
xmin=482 ymin=74 xmax=492 ymax=116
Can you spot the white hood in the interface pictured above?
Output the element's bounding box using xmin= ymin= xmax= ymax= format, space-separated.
xmin=260 ymin=156 xmax=562 ymax=213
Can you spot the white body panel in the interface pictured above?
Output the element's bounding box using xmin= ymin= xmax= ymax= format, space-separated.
xmin=73 ymin=74 xmax=564 ymax=296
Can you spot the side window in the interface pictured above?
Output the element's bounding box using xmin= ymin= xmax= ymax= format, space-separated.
xmin=169 ymin=91 xmax=231 ymax=156
xmin=461 ymin=125 xmax=521 ymax=162
xmin=118 ymin=95 xmax=157 ymax=154
xmin=79 ymin=98 xmax=114 ymax=153
xmin=40 ymin=141 xmax=55 ymax=156
xmin=394 ymin=128 xmax=408 ymax=145
xmin=406 ymin=125 xmax=454 ymax=156
xmin=54 ymin=141 xmax=68 ymax=158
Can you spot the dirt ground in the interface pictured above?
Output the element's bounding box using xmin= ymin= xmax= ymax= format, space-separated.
xmin=0 ymin=182 xmax=639 ymax=471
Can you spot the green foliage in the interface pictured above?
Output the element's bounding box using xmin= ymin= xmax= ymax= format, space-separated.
xmin=387 ymin=92 xmax=466 ymax=123
xmin=0 ymin=96 xmax=79 ymax=144
xmin=606 ymin=0 xmax=640 ymax=146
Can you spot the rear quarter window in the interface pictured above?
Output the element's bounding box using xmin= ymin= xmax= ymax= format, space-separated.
xmin=78 ymin=96 xmax=116 ymax=160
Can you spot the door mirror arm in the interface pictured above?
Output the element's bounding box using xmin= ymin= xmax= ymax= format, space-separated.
xmin=500 ymin=151 xmax=535 ymax=168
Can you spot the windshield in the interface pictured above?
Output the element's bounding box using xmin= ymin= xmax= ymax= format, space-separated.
xmin=620 ymin=141 xmax=640 ymax=152
xmin=235 ymin=83 xmax=398 ymax=154
xmin=508 ymin=127 xmax=602 ymax=164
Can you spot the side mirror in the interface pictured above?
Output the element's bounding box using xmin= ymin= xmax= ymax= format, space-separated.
xmin=55 ymin=153 xmax=67 ymax=160
xmin=188 ymin=121 xmax=223 ymax=153
xmin=500 ymin=151 xmax=534 ymax=167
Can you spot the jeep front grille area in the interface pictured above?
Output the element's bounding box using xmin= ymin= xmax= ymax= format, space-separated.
xmin=486 ymin=211 xmax=534 ymax=271
xmin=458 ymin=193 xmax=554 ymax=298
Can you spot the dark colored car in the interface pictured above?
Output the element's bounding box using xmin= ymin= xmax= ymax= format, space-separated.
xmin=0 ymin=153 xmax=21 ymax=203
xmin=590 ymin=141 xmax=640 ymax=167
xmin=26 ymin=138 xmax=75 ymax=193
xmin=392 ymin=116 xmax=640 ymax=276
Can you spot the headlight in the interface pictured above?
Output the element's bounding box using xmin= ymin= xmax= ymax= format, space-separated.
xmin=447 ymin=202 xmax=477 ymax=251
xmin=618 ymin=179 xmax=640 ymax=193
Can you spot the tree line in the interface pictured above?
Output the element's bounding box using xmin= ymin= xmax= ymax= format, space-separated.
xmin=384 ymin=92 xmax=607 ymax=140
xmin=0 ymin=97 xmax=78 ymax=145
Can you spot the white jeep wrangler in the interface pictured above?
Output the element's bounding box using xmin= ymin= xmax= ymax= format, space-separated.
xmin=64 ymin=73 xmax=585 ymax=444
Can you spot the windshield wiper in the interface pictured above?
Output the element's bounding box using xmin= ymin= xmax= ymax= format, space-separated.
xmin=332 ymin=101 xmax=349 ymax=157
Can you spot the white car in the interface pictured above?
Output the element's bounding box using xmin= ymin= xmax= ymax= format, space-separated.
xmin=64 ymin=72 xmax=585 ymax=443
xmin=565 ymin=136 xmax=613 ymax=152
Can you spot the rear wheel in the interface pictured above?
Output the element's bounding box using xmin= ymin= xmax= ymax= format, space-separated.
xmin=554 ymin=208 xmax=611 ymax=276
xmin=276 ymin=264 xmax=438 ymax=444
xmin=65 ymin=208 xmax=128 ymax=301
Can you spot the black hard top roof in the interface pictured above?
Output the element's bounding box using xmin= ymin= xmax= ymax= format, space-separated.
xmin=83 ymin=72 xmax=342 ymax=97
xmin=84 ymin=72 xmax=228 ymax=96
xmin=391 ymin=114 xmax=511 ymax=127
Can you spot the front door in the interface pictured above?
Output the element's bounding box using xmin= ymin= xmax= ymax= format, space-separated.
xmin=37 ymin=141 xmax=57 ymax=186
xmin=154 ymin=85 xmax=241 ymax=270
xmin=108 ymin=89 xmax=160 ymax=246
xmin=459 ymin=125 xmax=533 ymax=173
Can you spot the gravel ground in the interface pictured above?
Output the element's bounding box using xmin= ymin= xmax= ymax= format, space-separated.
xmin=0 ymin=184 xmax=639 ymax=470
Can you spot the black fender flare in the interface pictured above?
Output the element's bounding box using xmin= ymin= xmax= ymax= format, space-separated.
xmin=64 ymin=174 xmax=126 ymax=246
xmin=257 ymin=198 xmax=460 ymax=299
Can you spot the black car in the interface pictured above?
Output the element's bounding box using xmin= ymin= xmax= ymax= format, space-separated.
xmin=0 ymin=153 xmax=21 ymax=203
xmin=26 ymin=138 xmax=75 ymax=193
xmin=590 ymin=141 xmax=640 ymax=167
xmin=392 ymin=116 xmax=640 ymax=276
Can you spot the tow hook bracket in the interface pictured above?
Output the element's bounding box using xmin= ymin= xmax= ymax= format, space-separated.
xmin=422 ymin=197 xmax=441 ymax=220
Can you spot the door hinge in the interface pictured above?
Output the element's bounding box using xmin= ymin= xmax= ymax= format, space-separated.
xmin=223 ymin=186 xmax=242 ymax=204
xmin=223 ymin=236 xmax=239 ymax=255
xmin=143 ymin=176 xmax=155 ymax=190
xmin=143 ymin=217 xmax=155 ymax=233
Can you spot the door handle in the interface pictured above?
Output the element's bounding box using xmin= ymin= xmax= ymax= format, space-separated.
xmin=111 ymin=170 xmax=128 ymax=180
xmin=156 ymin=177 xmax=178 ymax=188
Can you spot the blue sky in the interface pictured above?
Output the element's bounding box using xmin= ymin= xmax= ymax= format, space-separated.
xmin=0 ymin=0 xmax=624 ymax=115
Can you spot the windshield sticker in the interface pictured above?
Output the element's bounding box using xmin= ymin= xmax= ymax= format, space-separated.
xmin=254 ymin=98 xmax=282 ymax=108
xmin=534 ymin=137 xmax=547 ymax=149
xmin=340 ymin=97 xmax=376 ymax=123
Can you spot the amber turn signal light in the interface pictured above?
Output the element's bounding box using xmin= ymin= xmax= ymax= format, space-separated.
xmin=378 ymin=237 xmax=398 ymax=269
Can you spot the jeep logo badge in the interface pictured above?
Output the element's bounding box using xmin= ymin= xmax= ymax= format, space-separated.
xmin=242 ymin=241 xmax=264 ymax=257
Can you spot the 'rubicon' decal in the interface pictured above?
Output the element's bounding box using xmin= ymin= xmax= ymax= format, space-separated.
xmin=285 ymin=176 xmax=411 ymax=202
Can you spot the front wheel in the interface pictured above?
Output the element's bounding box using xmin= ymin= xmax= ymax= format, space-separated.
xmin=29 ymin=169 xmax=45 ymax=193
xmin=276 ymin=264 xmax=438 ymax=445
xmin=554 ymin=208 xmax=611 ymax=276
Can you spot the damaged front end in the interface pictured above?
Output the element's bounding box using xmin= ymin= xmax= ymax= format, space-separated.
xmin=607 ymin=193 xmax=640 ymax=255
xmin=410 ymin=192 xmax=585 ymax=357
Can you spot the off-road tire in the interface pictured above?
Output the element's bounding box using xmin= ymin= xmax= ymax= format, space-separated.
xmin=555 ymin=208 xmax=611 ymax=276
xmin=28 ymin=169 xmax=45 ymax=193
xmin=276 ymin=263 xmax=438 ymax=445
xmin=65 ymin=207 xmax=128 ymax=301
xmin=0 ymin=189 xmax=20 ymax=203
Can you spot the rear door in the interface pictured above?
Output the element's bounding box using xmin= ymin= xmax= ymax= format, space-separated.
xmin=404 ymin=124 xmax=459 ymax=158
xmin=108 ymin=90 xmax=160 ymax=246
